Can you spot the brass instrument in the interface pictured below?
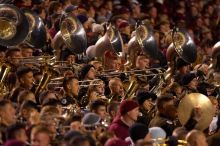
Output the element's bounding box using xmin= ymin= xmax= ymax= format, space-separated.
xmin=123 ymin=75 xmax=139 ymax=100
xmin=0 ymin=63 xmax=10 ymax=96
xmin=94 ymin=24 xmax=123 ymax=57
xmin=34 ymin=62 xmax=59 ymax=97
xmin=87 ymin=24 xmax=123 ymax=68
xmin=60 ymin=13 xmax=87 ymax=54
xmin=22 ymin=9 xmax=46 ymax=48
xmin=151 ymin=28 xmax=197 ymax=96
xmin=178 ymin=93 xmax=215 ymax=130
xmin=0 ymin=4 xmax=29 ymax=46
xmin=127 ymin=20 xmax=158 ymax=68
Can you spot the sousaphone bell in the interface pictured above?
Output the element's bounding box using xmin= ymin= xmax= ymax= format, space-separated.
xmin=171 ymin=27 xmax=197 ymax=63
xmin=0 ymin=4 xmax=29 ymax=47
xmin=94 ymin=24 xmax=123 ymax=57
xmin=127 ymin=20 xmax=158 ymax=68
xmin=60 ymin=14 xmax=87 ymax=54
xmin=22 ymin=8 xmax=47 ymax=48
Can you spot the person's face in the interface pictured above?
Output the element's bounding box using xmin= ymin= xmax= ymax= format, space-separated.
xmin=70 ymin=79 xmax=79 ymax=96
xmin=70 ymin=121 xmax=81 ymax=132
xmin=95 ymin=84 xmax=105 ymax=95
xmin=131 ymin=4 xmax=141 ymax=14
xmin=20 ymin=72 xmax=34 ymax=89
xmin=180 ymin=65 xmax=189 ymax=74
xmin=40 ymin=9 xmax=46 ymax=20
xmin=188 ymin=78 xmax=198 ymax=89
xmin=83 ymin=21 xmax=90 ymax=31
xmin=21 ymin=48 xmax=33 ymax=57
xmin=150 ymin=7 xmax=157 ymax=18
xmin=110 ymin=59 xmax=121 ymax=70
xmin=86 ymin=67 xmax=96 ymax=80
xmin=175 ymin=86 xmax=183 ymax=95
xmin=136 ymin=57 xmax=150 ymax=69
xmin=56 ymin=6 xmax=63 ymax=14
xmin=207 ymin=88 xmax=214 ymax=96
xmin=96 ymin=106 xmax=106 ymax=120
xmin=10 ymin=51 xmax=22 ymax=66
xmin=66 ymin=55 xmax=76 ymax=64
xmin=127 ymin=107 xmax=139 ymax=121
xmin=143 ymin=99 xmax=153 ymax=111
xmin=111 ymin=80 xmax=124 ymax=96
xmin=3 ymin=103 xmax=16 ymax=125
xmin=31 ymin=132 xmax=51 ymax=146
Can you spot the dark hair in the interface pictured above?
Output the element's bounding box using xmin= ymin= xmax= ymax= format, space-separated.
xmin=48 ymin=1 xmax=62 ymax=15
xmin=90 ymin=99 xmax=106 ymax=112
xmin=20 ymin=100 xmax=39 ymax=112
xmin=16 ymin=66 xmax=32 ymax=80
xmin=156 ymin=94 xmax=174 ymax=111
xmin=7 ymin=122 xmax=26 ymax=140
xmin=38 ymin=90 xmax=56 ymax=105
xmin=66 ymin=115 xmax=82 ymax=125
xmin=5 ymin=47 xmax=20 ymax=58
xmin=68 ymin=135 xmax=90 ymax=146
xmin=63 ymin=76 xmax=78 ymax=91
xmin=32 ymin=5 xmax=45 ymax=15
xmin=42 ymin=98 xmax=61 ymax=107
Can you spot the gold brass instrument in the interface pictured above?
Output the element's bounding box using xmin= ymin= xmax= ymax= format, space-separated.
xmin=34 ymin=61 xmax=59 ymax=97
xmin=0 ymin=4 xmax=29 ymax=46
xmin=60 ymin=13 xmax=87 ymax=54
xmin=0 ymin=63 xmax=10 ymax=96
xmin=178 ymin=93 xmax=215 ymax=130
xmin=123 ymin=75 xmax=139 ymax=101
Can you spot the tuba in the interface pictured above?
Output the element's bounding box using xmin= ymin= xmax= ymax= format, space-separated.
xmin=22 ymin=9 xmax=47 ymax=48
xmin=91 ymin=24 xmax=123 ymax=69
xmin=151 ymin=28 xmax=197 ymax=95
xmin=94 ymin=24 xmax=123 ymax=57
xmin=127 ymin=20 xmax=158 ymax=68
xmin=60 ymin=14 xmax=87 ymax=54
xmin=0 ymin=4 xmax=29 ymax=46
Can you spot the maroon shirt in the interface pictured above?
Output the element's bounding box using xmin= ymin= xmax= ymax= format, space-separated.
xmin=109 ymin=116 xmax=130 ymax=140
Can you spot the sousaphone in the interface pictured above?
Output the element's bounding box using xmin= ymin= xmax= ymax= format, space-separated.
xmin=94 ymin=24 xmax=123 ymax=57
xmin=22 ymin=9 xmax=47 ymax=48
xmin=0 ymin=4 xmax=29 ymax=47
xmin=127 ymin=20 xmax=158 ymax=68
xmin=171 ymin=27 xmax=197 ymax=63
xmin=60 ymin=14 xmax=87 ymax=54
